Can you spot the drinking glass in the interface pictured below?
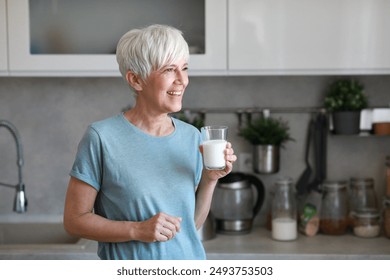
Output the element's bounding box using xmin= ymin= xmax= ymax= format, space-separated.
xmin=200 ymin=126 xmax=228 ymax=170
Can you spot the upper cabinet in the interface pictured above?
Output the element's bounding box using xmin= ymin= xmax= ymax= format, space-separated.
xmin=7 ymin=0 xmax=227 ymax=76
xmin=4 ymin=0 xmax=390 ymax=76
xmin=0 ymin=0 xmax=7 ymax=75
xmin=228 ymin=0 xmax=390 ymax=75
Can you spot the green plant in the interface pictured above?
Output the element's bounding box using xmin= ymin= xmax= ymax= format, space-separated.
xmin=174 ymin=111 xmax=205 ymax=130
xmin=324 ymin=78 xmax=368 ymax=112
xmin=239 ymin=117 xmax=293 ymax=146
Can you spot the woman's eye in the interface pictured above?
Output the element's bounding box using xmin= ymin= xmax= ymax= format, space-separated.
xmin=165 ymin=68 xmax=174 ymax=72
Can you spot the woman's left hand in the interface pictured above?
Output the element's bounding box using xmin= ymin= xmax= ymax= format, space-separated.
xmin=201 ymin=142 xmax=237 ymax=181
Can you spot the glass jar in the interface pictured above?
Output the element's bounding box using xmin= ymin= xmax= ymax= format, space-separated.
xmin=384 ymin=197 xmax=390 ymax=239
xmin=271 ymin=178 xmax=297 ymax=241
xmin=349 ymin=177 xmax=378 ymax=213
xmin=320 ymin=181 xmax=349 ymax=235
xmin=352 ymin=210 xmax=381 ymax=238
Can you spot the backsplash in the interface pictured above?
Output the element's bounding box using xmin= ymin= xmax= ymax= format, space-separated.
xmin=0 ymin=76 xmax=389 ymax=225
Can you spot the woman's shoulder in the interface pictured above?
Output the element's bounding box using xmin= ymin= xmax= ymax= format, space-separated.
xmin=172 ymin=117 xmax=200 ymax=134
xmin=88 ymin=113 xmax=125 ymax=134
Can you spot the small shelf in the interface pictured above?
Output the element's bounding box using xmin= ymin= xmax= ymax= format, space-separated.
xmin=330 ymin=131 xmax=390 ymax=137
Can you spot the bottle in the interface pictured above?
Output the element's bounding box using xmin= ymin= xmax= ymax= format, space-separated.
xmin=271 ymin=178 xmax=297 ymax=241
xmin=320 ymin=181 xmax=348 ymax=235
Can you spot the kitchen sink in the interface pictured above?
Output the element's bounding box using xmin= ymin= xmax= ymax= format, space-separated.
xmin=0 ymin=220 xmax=97 ymax=259
xmin=0 ymin=222 xmax=85 ymax=248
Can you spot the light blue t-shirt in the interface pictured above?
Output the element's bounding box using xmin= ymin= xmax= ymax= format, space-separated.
xmin=70 ymin=113 xmax=206 ymax=260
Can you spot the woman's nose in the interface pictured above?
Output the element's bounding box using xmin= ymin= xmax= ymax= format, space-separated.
xmin=175 ymin=70 xmax=188 ymax=85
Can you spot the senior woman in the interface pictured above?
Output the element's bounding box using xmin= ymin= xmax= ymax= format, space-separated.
xmin=63 ymin=24 xmax=237 ymax=260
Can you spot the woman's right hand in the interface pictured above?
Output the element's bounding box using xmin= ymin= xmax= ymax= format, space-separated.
xmin=136 ymin=212 xmax=182 ymax=242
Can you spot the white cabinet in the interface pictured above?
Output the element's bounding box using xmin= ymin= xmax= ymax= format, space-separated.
xmin=0 ymin=0 xmax=7 ymax=75
xmin=6 ymin=0 xmax=390 ymax=76
xmin=7 ymin=0 xmax=227 ymax=76
xmin=229 ymin=0 xmax=390 ymax=75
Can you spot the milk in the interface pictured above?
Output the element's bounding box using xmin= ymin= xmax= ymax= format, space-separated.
xmin=272 ymin=217 xmax=297 ymax=241
xmin=202 ymin=140 xmax=226 ymax=170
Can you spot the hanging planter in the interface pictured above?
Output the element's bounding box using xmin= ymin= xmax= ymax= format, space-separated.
xmin=239 ymin=115 xmax=293 ymax=174
xmin=324 ymin=78 xmax=369 ymax=135
xmin=253 ymin=144 xmax=280 ymax=174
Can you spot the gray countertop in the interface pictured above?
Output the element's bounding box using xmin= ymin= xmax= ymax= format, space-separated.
xmin=1 ymin=226 xmax=390 ymax=260
xmin=204 ymin=227 xmax=390 ymax=260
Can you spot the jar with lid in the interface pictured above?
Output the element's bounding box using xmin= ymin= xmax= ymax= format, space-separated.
xmin=383 ymin=197 xmax=390 ymax=239
xmin=349 ymin=177 xmax=378 ymax=213
xmin=271 ymin=178 xmax=297 ymax=241
xmin=320 ymin=181 xmax=348 ymax=235
xmin=352 ymin=210 xmax=381 ymax=238
xmin=386 ymin=156 xmax=390 ymax=197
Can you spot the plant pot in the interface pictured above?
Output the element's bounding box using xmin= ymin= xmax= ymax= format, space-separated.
xmin=253 ymin=145 xmax=280 ymax=174
xmin=332 ymin=111 xmax=361 ymax=135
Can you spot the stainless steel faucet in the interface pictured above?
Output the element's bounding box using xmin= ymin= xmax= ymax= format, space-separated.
xmin=0 ymin=120 xmax=28 ymax=213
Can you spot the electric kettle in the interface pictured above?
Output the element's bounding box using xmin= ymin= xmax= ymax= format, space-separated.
xmin=211 ymin=172 xmax=265 ymax=234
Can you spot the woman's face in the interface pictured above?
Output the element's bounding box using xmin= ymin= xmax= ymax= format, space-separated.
xmin=137 ymin=58 xmax=189 ymax=115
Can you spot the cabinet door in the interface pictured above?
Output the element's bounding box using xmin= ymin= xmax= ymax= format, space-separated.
xmin=229 ymin=0 xmax=390 ymax=75
xmin=7 ymin=0 xmax=226 ymax=76
xmin=0 ymin=0 xmax=7 ymax=75
xmin=191 ymin=0 xmax=227 ymax=74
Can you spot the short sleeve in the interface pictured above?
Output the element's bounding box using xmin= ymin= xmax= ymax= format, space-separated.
xmin=69 ymin=126 xmax=103 ymax=191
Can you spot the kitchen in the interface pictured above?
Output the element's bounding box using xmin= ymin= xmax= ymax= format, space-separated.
xmin=1 ymin=0 xmax=390 ymax=261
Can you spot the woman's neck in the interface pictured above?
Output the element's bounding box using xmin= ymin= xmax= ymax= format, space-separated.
xmin=124 ymin=107 xmax=174 ymax=137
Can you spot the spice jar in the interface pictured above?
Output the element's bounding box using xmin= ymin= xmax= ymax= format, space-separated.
xmin=386 ymin=156 xmax=390 ymax=197
xmin=320 ymin=181 xmax=348 ymax=235
xmin=352 ymin=210 xmax=381 ymax=238
xmin=384 ymin=197 xmax=390 ymax=239
xmin=271 ymin=178 xmax=297 ymax=241
xmin=349 ymin=177 xmax=378 ymax=213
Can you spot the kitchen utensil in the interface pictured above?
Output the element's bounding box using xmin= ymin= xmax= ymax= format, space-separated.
xmin=211 ymin=172 xmax=265 ymax=234
xmin=296 ymin=118 xmax=314 ymax=195
xmin=307 ymin=112 xmax=328 ymax=192
xmin=319 ymin=112 xmax=328 ymax=183
xmin=298 ymin=112 xmax=327 ymax=236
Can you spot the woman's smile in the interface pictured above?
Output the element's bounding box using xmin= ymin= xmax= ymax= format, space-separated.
xmin=167 ymin=91 xmax=183 ymax=96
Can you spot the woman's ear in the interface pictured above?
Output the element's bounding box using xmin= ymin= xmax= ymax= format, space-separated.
xmin=126 ymin=71 xmax=143 ymax=91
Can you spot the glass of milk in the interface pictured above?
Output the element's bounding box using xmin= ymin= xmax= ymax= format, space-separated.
xmin=200 ymin=126 xmax=228 ymax=170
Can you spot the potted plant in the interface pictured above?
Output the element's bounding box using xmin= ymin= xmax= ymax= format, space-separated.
xmin=174 ymin=110 xmax=205 ymax=131
xmin=324 ymin=78 xmax=368 ymax=135
xmin=239 ymin=116 xmax=293 ymax=174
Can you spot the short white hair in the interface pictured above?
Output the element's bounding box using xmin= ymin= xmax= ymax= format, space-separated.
xmin=116 ymin=24 xmax=189 ymax=81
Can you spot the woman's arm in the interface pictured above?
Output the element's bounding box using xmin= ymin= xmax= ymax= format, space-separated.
xmin=63 ymin=177 xmax=181 ymax=243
